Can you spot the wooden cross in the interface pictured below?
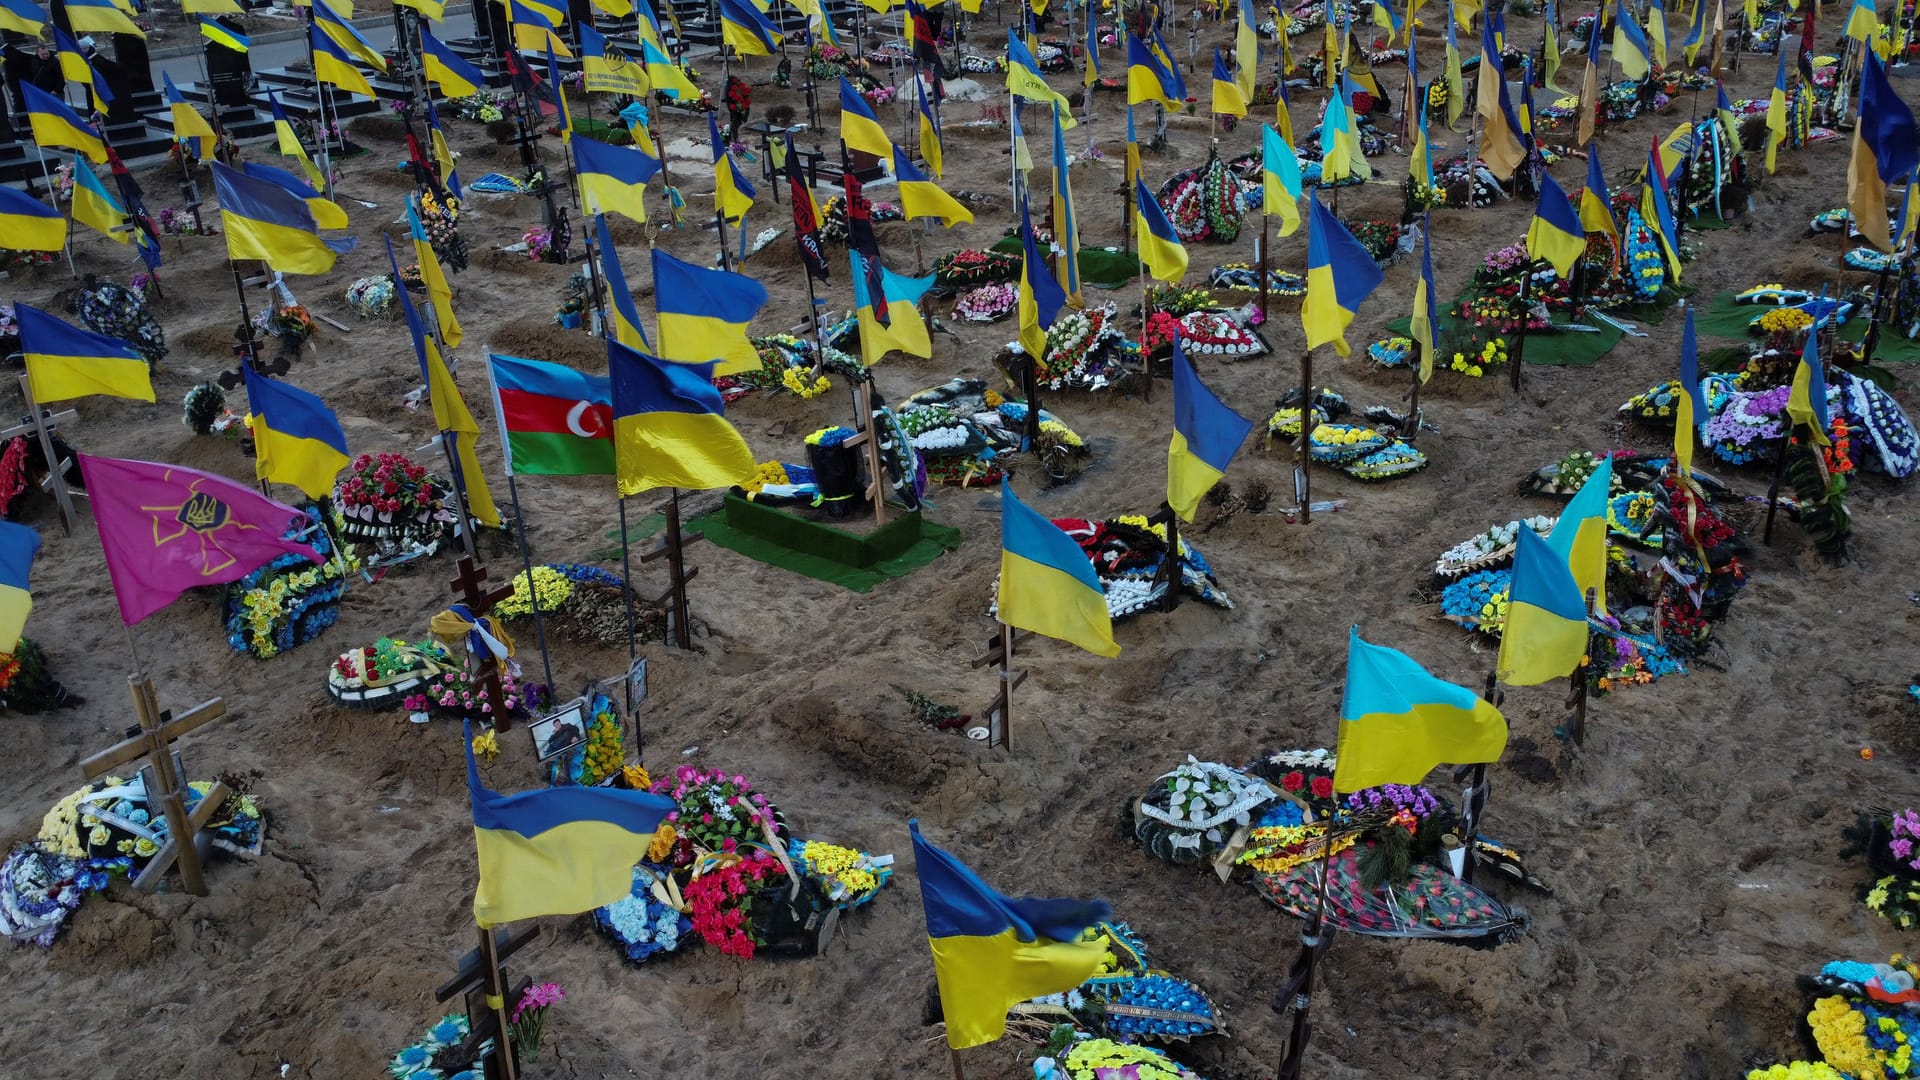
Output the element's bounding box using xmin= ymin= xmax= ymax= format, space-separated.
xmin=434 ymin=924 xmax=539 ymax=1080
xmin=639 ymin=493 xmax=705 ymax=650
xmin=78 ymin=675 xmax=230 ymax=895
xmin=10 ymin=372 xmax=81 ymax=534
xmin=969 ymin=626 xmax=1031 ymax=752
xmin=838 ymin=377 xmax=891 ymax=527
xmin=448 ymin=555 xmax=520 ymax=731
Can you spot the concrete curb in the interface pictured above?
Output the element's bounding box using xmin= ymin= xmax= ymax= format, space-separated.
xmin=143 ymin=3 xmax=476 ymax=60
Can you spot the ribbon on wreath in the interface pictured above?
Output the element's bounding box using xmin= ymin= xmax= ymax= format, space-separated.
xmin=430 ymin=603 xmax=516 ymax=671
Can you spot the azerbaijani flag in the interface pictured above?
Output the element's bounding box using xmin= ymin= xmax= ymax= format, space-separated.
xmin=487 ymin=353 xmax=615 ymax=476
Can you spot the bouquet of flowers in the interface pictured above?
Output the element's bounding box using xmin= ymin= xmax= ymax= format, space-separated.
xmin=339 ymin=453 xmax=440 ymax=522
xmin=156 ymin=205 xmax=215 ymax=236
xmin=654 ymin=767 xmax=775 ymax=852
xmin=79 ymin=279 xmax=167 ymax=364
xmin=684 ymin=850 xmax=787 ymax=958
xmin=449 ymin=91 xmax=507 ymax=122
xmin=954 ymin=282 xmax=1018 ymax=322
xmin=387 ymin=1015 xmax=477 ymax=1079
xmin=508 ymin=983 xmax=563 ymax=1062
xmin=254 ymin=305 xmax=315 ymax=347
xmin=419 ymin=190 xmax=468 ymax=272
xmin=345 ymin=276 xmax=395 ymax=319
xmin=934 ymin=248 xmax=1021 ymax=287
xmin=424 ymin=665 xmax=524 ymax=719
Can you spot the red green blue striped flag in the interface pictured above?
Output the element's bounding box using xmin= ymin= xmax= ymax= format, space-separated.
xmin=486 ymin=353 xmax=614 ymax=476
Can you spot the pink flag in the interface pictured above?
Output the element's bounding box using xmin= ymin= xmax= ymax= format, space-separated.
xmin=77 ymin=454 xmax=323 ymax=626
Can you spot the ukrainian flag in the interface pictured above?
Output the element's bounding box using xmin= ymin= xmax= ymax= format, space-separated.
xmin=1083 ymin=0 xmax=1101 ymax=85
xmin=314 ymin=0 xmax=388 ymax=72
xmin=1133 ymin=177 xmax=1188 ymax=284
xmin=310 ymin=21 xmax=376 ymax=98
xmin=215 ymin=162 xmax=354 ymax=274
xmin=1846 ymin=0 xmax=1880 ymax=41
xmin=0 ymin=520 xmax=38 ymax=655
xmin=998 ymin=479 xmax=1116 ymax=655
xmin=1612 ymin=0 xmax=1652 ymax=79
xmin=1007 ymin=29 xmax=1075 ymax=123
xmin=708 ymin=113 xmax=755 ymax=224
xmin=596 ymin=214 xmax=651 ymax=350
xmin=1682 ymin=0 xmax=1708 ymax=64
xmin=608 ymin=340 xmax=756 ymax=495
xmin=1126 ymin=33 xmax=1183 ymax=109
xmin=1544 ymin=451 xmax=1613 ymax=615
xmin=1335 ymin=627 xmax=1508 ymax=792
xmin=1543 ymin=0 xmax=1563 ymax=87
xmin=1261 ymin=125 xmax=1302 ymax=238
xmin=1210 ymin=48 xmax=1247 ymax=117
xmin=0 ymin=185 xmax=65 ymax=253
xmin=164 ymin=73 xmax=217 ymax=160
xmin=910 ymin=819 xmax=1112 ymax=1050
xmin=578 ymin=23 xmax=646 ymax=96
xmin=1525 ymin=173 xmax=1587 ymax=279
xmin=1579 ymin=149 xmax=1617 ymax=242
xmin=243 ymin=366 xmax=350 ymax=499
xmin=1274 ymin=69 xmax=1295 ymax=145
xmin=642 ymin=39 xmax=697 ymax=99
xmin=851 ymin=248 xmax=934 ymax=364
xmin=502 ymin=0 xmax=566 ymax=26
xmin=837 ymin=77 xmax=894 ymax=160
xmin=184 ymin=0 xmax=244 ymax=11
xmin=917 ymin=75 xmax=944 ymax=177
xmin=893 ymin=147 xmax=972 ymax=226
xmin=69 ymin=159 xmax=128 ymax=243
xmin=65 ymin=0 xmax=141 ymax=37
xmin=575 ymin=134 xmax=658 ymax=225
xmin=509 ymin=0 xmax=574 ymax=57
xmin=1849 ymin=52 xmax=1918 ymax=253
xmin=1371 ymin=0 xmax=1404 ymax=43
xmin=1049 ymin=103 xmax=1080 ymax=303
xmin=1715 ymin=81 xmax=1741 ymax=152
xmin=467 ymin=723 xmax=675 ymax=927
xmin=408 ymin=197 xmax=463 ymax=347
xmin=1015 ymin=195 xmax=1064 ymax=362
xmin=23 ymin=83 xmax=104 ymax=164
xmin=396 ymin=0 xmax=445 ymax=18
xmin=201 ymin=15 xmax=250 ymax=51
xmin=1764 ymin=44 xmax=1788 ymax=174
xmin=1475 ymin=21 xmax=1525 ymax=179
xmin=389 ymin=236 xmax=500 ymax=526
xmin=652 ymin=246 xmax=766 ymax=376
xmin=241 ymin=160 xmax=348 ymax=230
xmin=0 ymin=0 xmax=47 ymax=37
xmin=1301 ymin=192 xmax=1384 ymax=357
xmin=1639 ymin=146 xmax=1683 ymax=281
xmin=1412 ymin=217 xmax=1439 ymax=383
xmin=1409 ymin=104 xmax=1434 ymax=193
xmin=16 ymin=302 xmax=154 ymax=405
xmin=54 ymin=26 xmax=112 ymax=112
xmin=1443 ymin=14 xmax=1466 ymax=127
xmin=1496 ymin=527 xmax=1591 ymax=686
xmin=718 ymin=0 xmax=782 ymax=55
xmin=422 ymin=28 xmax=486 ymax=98
xmin=267 ymin=93 xmax=327 ymax=191
xmin=1786 ymin=322 xmax=1833 ymax=446
xmin=1670 ymin=309 xmax=1706 ymax=476
xmin=1168 ymin=340 xmax=1253 ymax=522
xmin=1320 ymin=76 xmax=1365 ymax=184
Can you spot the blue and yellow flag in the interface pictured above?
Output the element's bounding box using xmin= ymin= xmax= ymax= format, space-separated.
xmin=1849 ymin=51 xmax=1919 ymax=253
xmin=1674 ymin=308 xmax=1705 ymax=476
xmin=1320 ymin=75 xmax=1365 ymax=184
xmin=917 ymin=75 xmax=943 ymax=177
xmin=1210 ymin=48 xmax=1247 ymax=117
xmin=183 ymin=0 xmax=246 ymax=12
xmin=1302 ymin=192 xmax=1384 ymax=357
xmin=422 ymin=28 xmax=485 ymax=98
xmin=1648 ymin=0 xmax=1669 ymax=67
xmin=1714 ymin=80 xmax=1741 ymax=150
xmin=1133 ymin=177 xmax=1188 ymax=284
xmin=243 ymin=366 xmax=350 ymax=499
xmin=1475 ymin=20 xmax=1525 ymax=178
xmin=53 ymin=26 xmax=112 ymax=112
xmin=910 ymin=820 xmax=1111 ymax=1049
xmin=1526 ymin=173 xmax=1587 ymax=279
xmin=508 ymin=0 xmax=574 ymax=56
xmin=1007 ymin=29 xmax=1076 ymax=122
xmin=388 ymin=237 xmax=500 ymax=527
xmin=1169 ymin=339 xmax=1252 ymax=522
xmin=1235 ymin=0 xmax=1259 ymax=101
xmin=23 ymin=83 xmax=104 ymax=164
xmin=709 ymin=113 xmax=755 ymax=224
xmin=71 ymin=158 xmax=130 ymax=243
xmin=1412 ymin=214 xmax=1440 ymax=383
xmin=1335 ymin=627 xmax=1508 ymax=792
xmin=0 ymin=184 xmax=66 ymax=253
xmin=851 ymin=248 xmax=934 ymax=364
xmin=1544 ymin=452 xmax=1613 ymax=615
xmin=200 ymin=15 xmax=250 ymax=51
xmin=1015 ymin=194 xmax=1065 ymax=361
xmin=718 ymin=0 xmax=782 ymax=55
xmin=1786 ymin=320 xmax=1832 ymax=446
xmin=164 ymin=72 xmax=217 ymax=160
xmin=16 ymin=302 xmax=154 ymax=405
xmin=1579 ymin=149 xmax=1617 ymax=242
xmin=652 ymin=246 xmax=766 ymax=376
xmin=1126 ymin=32 xmax=1184 ymax=109
xmin=607 ymin=340 xmax=757 ymax=495
xmin=543 ymin=44 xmax=572 ymax=136
xmin=427 ymin=99 xmax=463 ymax=198
xmin=1682 ymin=0 xmax=1708 ymax=64
xmin=1050 ymin=103 xmax=1080 ymax=303
xmin=1765 ymin=43 xmax=1789 ymax=174
xmin=1497 ymin=527 xmax=1590 ymax=686
xmin=642 ymin=38 xmax=698 ymax=99
xmin=1845 ymin=0 xmax=1880 ymax=41
xmin=1443 ymin=11 xmax=1466 ymax=127
xmin=214 ymin=161 xmax=354 ymax=275
xmin=407 ymin=197 xmax=462 ymax=347
xmin=268 ymin=92 xmax=327 ymax=191
xmin=1084 ymin=0 xmax=1101 ymax=85
xmin=0 ymin=0 xmax=48 ymax=37
xmin=314 ymin=0 xmax=388 ymax=72
xmin=1261 ymin=124 xmax=1303 ymax=237
xmin=467 ymin=722 xmax=675 ymax=927
xmin=1274 ymin=67 xmax=1295 ymax=145
xmin=838 ymin=77 xmax=895 ymax=160
xmin=65 ymin=0 xmax=140 ymax=37
xmin=998 ymin=479 xmax=1118 ymax=656
xmin=1640 ymin=141 xmax=1683 ymax=281
xmin=242 ymin=160 xmax=347 ymax=230
xmin=893 ymin=147 xmax=972 ymax=226
xmin=1410 ymin=101 xmax=1435 ymax=192
xmin=0 ymin=520 xmax=40 ymax=654
xmin=1612 ymin=0 xmax=1652 ymax=79
xmin=578 ymin=22 xmax=647 ymax=96
xmin=575 ymin=133 xmax=658 ymax=224
xmin=309 ymin=20 xmax=375 ymax=97
xmin=596 ymin=214 xmax=651 ymax=350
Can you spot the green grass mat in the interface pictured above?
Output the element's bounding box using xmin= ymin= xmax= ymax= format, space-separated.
xmin=1695 ymin=291 xmax=1920 ymax=362
xmin=684 ymin=496 xmax=962 ymax=593
xmin=987 ymin=239 xmax=1142 ymax=288
xmin=1386 ymin=305 xmax=1625 ymax=367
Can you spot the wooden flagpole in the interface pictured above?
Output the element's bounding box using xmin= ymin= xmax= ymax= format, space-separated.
xmin=1296 ymin=348 xmax=1314 ymax=523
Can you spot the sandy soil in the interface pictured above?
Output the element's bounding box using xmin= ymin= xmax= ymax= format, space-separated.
xmin=1 ymin=16 xmax=1916 ymax=1080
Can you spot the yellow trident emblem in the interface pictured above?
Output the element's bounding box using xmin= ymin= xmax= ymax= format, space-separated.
xmin=177 ymin=491 xmax=230 ymax=533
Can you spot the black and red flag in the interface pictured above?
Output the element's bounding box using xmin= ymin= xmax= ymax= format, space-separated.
xmin=906 ymin=0 xmax=947 ymax=76
xmin=843 ymin=159 xmax=890 ymax=326
xmin=786 ymin=133 xmax=830 ymax=282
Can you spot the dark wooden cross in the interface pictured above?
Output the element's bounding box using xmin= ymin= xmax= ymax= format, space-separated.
xmin=448 ymin=555 xmax=520 ymax=732
xmin=969 ymin=627 xmax=1032 ymax=753
xmin=78 ymin=674 xmax=230 ymax=895
xmin=8 ymin=371 xmax=81 ymax=533
xmin=435 ymin=924 xmax=540 ymax=1080
xmin=639 ymin=494 xmax=705 ymax=650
